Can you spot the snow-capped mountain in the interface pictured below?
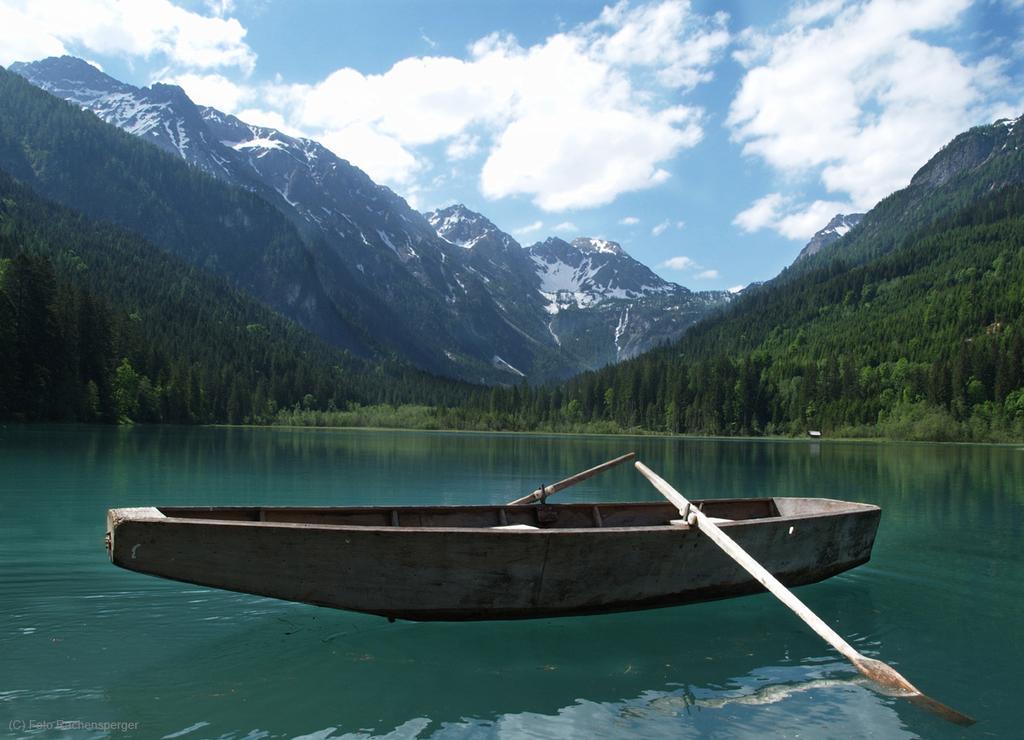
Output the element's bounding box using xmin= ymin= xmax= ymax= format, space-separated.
xmin=12 ymin=56 xmax=729 ymax=380
xmin=428 ymin=207 xmax=732 ymax=366
xmin=529 ymin=237 xmax=678 ymax=314
xmin=794 ymin=213 xmax=865 ymax=261
xmin=528 ymin=236 xmax=730 ymax=363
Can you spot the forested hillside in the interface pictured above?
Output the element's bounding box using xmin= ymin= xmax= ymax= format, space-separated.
xmin=0 ymin=172 xmax=472 ymax=423
xmin=451 ymin=186 xmax=1024 ymax=441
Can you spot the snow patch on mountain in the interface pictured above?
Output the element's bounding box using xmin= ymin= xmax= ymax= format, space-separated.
xmin=529 ymin=237 xmax=678 ymax=314
xmin=492 ymin=355 xmax=525 ymax=377
xmin=573 ymin=237 xmax=624 ymax=255
xmin=614 ymin=307 xmax=630 ymax=359
xmin=231 ymin=136 xmax=284 ymax=152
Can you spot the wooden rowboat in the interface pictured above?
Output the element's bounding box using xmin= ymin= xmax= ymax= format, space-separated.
xmin=104 ymin=454 xmax=972 ymax=726
xmin=105 ymin=496 xmax=880 ymax=621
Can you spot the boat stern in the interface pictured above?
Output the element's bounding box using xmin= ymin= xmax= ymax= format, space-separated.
xmin=105 ymin=507 xmax=165 ymax=564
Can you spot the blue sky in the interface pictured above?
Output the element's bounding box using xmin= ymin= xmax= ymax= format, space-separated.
xmin=2 ymin=0 xmax=1022 ymax=291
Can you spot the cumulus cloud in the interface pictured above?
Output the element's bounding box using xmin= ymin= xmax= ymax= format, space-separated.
xmin=733 ymin=193 xmax=853 ymax=240
xmin=651 ymin=219 xmax=671 ymax=236
xmin=695 ymin=268 xmax=719 ymax=279
xmin=619 ymin=216 xmax=640 ymax=225
xmin=0 ymin=0 xmax=256 ymax=71
xmin=209 ymin=0 xmax=727 ymax=200
xmin=733 ymin=193 xmax=787 ymax=233
xmin=660 ymin=255 xmax=697 ymax=270
xmin=729 ymin=0 xmax=1015 ymax=237
xmin=160 ymin=71 xmax=252 ymax=110
xmin=588 ymin=0 xmax=730 ymax=89
xmin=552 ymin=221 xmax=579 ymax=233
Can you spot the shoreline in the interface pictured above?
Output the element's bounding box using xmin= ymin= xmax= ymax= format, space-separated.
xmin=207 ymin=423 xmax=1024 ymax=449
xmin=5 ymin=421 xmax=1021 ymax=448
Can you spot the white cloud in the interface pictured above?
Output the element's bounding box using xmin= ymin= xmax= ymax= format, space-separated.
xmin=728 ymin=0 xmax=1014 ymax=222
xmin=733 ymin=193 xmax=853 ymax=240
xmin=651 ymin=219 xmax=671 ymax=236
xmin=446 ymin=133 xmax=480 ymax=160
xmin=225 ymin=1 xmax=726 ymax=200
xmin=552 ymin=221 xmax=578 ymax=233
xmin=0 ymin=0 xmax=256 ymax=72
xmin=233 ymin=107 xmax=306 ymax=137
xmin=588 ymin=1 xmax=731 ymax=89
xmin=619 ymin=216 xmax=640 ymax=225
xmin=660 ymin=255 xmax=697 ymax=270
xmin=0 ymin=4 xmax=66 ymax=64
xmin=775 ymin=199 xmax=853 ymax=239
xmin=161 ymin=71 xmax=252 ymax=110
xmin=787 ymin=0 xmax=845 ymax=26
xmin=513 ymin=220 xmax=544 ymax=236
xmin=320 ymin=124 xmax=423 ymax=186
xmin=733 ymin=193 xmax=787 ymax=233
xmin=659 ymin=255 xmax=721 ymax=280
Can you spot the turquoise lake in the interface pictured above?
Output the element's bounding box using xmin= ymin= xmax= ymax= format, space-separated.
xmin=1 ymin=425 xmax=1021 ymax=738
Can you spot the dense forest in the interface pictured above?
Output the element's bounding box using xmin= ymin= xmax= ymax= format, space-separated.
xmin=5 ymin=172 xmax=1024 ymax=441
xmin=0 ymin=172 xmax=473 ymax=423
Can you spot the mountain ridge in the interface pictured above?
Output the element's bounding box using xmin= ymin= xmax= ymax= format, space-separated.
xmin=11 ymin=56 xmax=730 ymax=382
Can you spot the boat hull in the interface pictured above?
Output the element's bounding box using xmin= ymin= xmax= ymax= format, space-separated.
xmin=106 ymin=499 xmax=880 ymax=621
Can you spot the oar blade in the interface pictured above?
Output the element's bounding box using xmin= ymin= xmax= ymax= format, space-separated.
xmin=852 ymin=640 xmax=976 ymax=726
xmin=851 ymin=656 xmax=917 ymax=695
xmin=907 ymin=692 xmax=977 ymax=727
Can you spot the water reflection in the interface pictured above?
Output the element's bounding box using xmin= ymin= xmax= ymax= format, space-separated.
xmin=97 ymin=597 xmax=914 ymax=739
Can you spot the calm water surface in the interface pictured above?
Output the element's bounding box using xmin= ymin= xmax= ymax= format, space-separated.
xmin=1 ymin=426 xmax=1021 ymax=738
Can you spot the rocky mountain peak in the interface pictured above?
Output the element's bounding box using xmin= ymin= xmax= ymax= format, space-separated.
xmin=909 ymin=114 xmax=1023 ymax=191
xmin=9 ymin=56 xmax=134 ymax=110
xmin=426 ymin=204 xmax=510 ymax=250
xmin=795 ymin=213 xmax=864 ymax=261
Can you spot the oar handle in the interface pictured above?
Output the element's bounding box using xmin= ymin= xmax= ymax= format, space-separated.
xmin=507 ymin=453 xmax=635 ymax=505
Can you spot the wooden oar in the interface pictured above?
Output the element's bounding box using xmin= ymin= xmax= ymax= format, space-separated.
xmin=634 ymin=460 xmax=975 ymax=727
xmin=506 ymin=452 xmax=636 ymax=505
